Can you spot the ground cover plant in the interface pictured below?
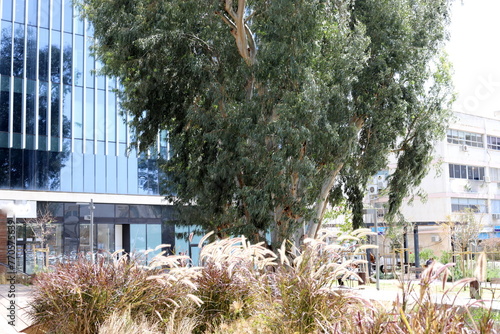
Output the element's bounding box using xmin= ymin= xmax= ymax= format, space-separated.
xmin=29 ymin=230 xmax=499 ymax=333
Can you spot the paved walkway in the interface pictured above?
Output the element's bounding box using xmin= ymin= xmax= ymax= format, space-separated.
xmin=350 ymin=279 xmax=500 ymax=310
xmin=0 ymin=280 xmax=498 ymax=333
xmin=0 ymin=284 xmax=31 ymax=334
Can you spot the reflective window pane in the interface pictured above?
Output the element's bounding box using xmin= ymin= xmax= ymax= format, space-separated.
xmin=51 ymin=31 xmax=61 ymax=83
xmin=147 ymin=224 xmax=162 ymax=260
xmin=26 ymin=27 xmax=37 ymax=79
xmin=2 ymin=0 xmax=13 ymax=21
xmin=49 ymin=151 xmax=63 ymax=190
xmin=60 ymin=152 xmax=72 ymax=191
xmin=94 ymin=204 xmax=114 ymax=218
xmin=72 ymin=149 xmax=84 ymax=192
xmin=74 ymin=86 xmax=83 ymax=138
xmin=13 ymin=23 xmax=24 ymax=77
xmin=86 ymin=53 xmax=94 ymax=88
xmin=28 ymin=0 xmax=38 ymax=26
xmin=39 ymin=28 xmax=49 ymax=81
xmin=106 ymin=155 xmax=117 ymax=193
xmin=0 ymin=21 xmax=12 ymax=76
xmin=0 ymin=148 xmax=9 ymax=186
xmin=63 ymin=85 xmax=71 ymax=138
xmin=128 ymin=153 xmax=138 ymax=194
xmin=50 ymin=84 xmax=61 ymax=151
xmin=85 ymin=88 xmax=94 ymax=140
xmin=96 ymin=62 xmax=105 ymax=90
xmin=97 ymin=224 xmax=114 ymax=253
xmin=26 ymin=79 xmax=36 ymax=135
xmin=52 ymin=0 xmax=61 ymax=31
xmin=74 ymin=35 xmax=84 ymax=86
xmin=14 ymin=0 xmax=25 ymax=24
xmin=83 ymin=153 xmax=94 ymax=192
xmin=40 ymin=0 xmax=50 ymax=28
xmin=63 ymin=33 xmax=72 ymax=84
xmin=11 ymin=148 xmax=23 ymax=188
xmin=107 ymin=92 xmax=116 ymax=142
xmin=96 ymin=90 xmax=105 ymax=141
xmin=74 ymin=4 xmax=84 ymax=35
xmin=0 ymin=76 xmax=10 ymax=132
xmin=130 ymin=224 xmax=146 ymax=253
xmin=23 ymin=149 xmax=36 ymax=189
xmin=13 ymin=77 xmax=22 ymax=133
xmin=95 ymin=150 xmax=105 ymax=193
xmin=117 ymin=156 xmax=127 ymax=193
xmin=63 ymin=0 xmax=73 ymax=33
xmin=38 ymin=81 xmax=48 ymax=136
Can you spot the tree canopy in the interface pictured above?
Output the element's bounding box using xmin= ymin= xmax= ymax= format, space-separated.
xmin=79 ymin=0 xmax=454 ymax=246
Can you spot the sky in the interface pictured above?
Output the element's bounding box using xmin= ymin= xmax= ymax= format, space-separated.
xmin=446 ymin=0 xmax=500 ymax=118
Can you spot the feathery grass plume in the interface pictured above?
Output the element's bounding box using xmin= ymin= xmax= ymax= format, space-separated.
xmin=29 ymin=251 xmax=199 ymax=334
xmin=98 ymin=307 xmax=162 ymax=334
xmin=260 ymin=235 xmax=375 ymax=333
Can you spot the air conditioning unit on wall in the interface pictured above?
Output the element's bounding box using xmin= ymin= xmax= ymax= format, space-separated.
xmin=461 ymin=145 xmax=468 ymax=151
xmin=431 ymin=236 xmax=441 ymax=243
xmin=368 ymin=185 xmax=378 ymax=195
xmin=492 ymin=213 xmax=500 ymax=220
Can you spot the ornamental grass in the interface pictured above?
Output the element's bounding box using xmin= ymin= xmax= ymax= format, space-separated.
xmin=28 ymin=230 xmax=500 ymax=333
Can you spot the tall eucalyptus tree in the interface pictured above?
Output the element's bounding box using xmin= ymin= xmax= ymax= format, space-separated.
xmin=79 ymin=0 xmax=454 ymax=246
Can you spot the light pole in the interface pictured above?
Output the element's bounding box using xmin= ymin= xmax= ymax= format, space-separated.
xmin=77 ymin=199 xmax=95 ymax=263
xmin=364 ymin=196 xmax=380 ymax=291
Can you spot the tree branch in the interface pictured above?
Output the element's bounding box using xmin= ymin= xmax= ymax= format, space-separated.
xmin=218 ymin=0 xmax=257 ymax=66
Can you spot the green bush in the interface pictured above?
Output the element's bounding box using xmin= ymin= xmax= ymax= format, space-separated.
xmin=29 ymin=253 xmax=197 ymax=334
xmin=29 ymin=231 xmax=500 ymax=334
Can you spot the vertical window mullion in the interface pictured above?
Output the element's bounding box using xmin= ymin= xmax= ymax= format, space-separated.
xmin=104 ymin=76 xmax=108 ymax=156
xmin=8 ymin=1 xmax=15 ymax=147
xmin=21 ymin=0 xmax=29 ymax=149
xmin=93 ymin=56 xmax=97 ymax=154
xmin=34 ymin=0 xmax=40 ymax=149
xmin=58 ymin=14 xmax=63 ymax=151
xmin=81 ymin=19 xmax=87 ymax=154
xmin=45 ymin=0 xmax=53 ymax=151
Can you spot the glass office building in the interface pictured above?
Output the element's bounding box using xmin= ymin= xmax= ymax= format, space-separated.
xmin=1 ymin=0 xmax=176 ymax=273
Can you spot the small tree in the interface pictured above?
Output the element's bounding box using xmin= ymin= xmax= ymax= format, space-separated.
xmin=25 ymin=211 xmax=57 ymax=269
xmin=441 ymin=208 xmax=484 ymax=279
xmin=443 ymin=208 xmax=483 ymax=254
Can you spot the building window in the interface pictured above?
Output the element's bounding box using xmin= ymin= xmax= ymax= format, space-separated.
xmin=449 ymin=164 xmax=484 ymax=181
xmin=451 ymin=198 xmax=487 ymax=213
xmin=492 ymin=200 xmax=500 ymax=214
xmin=487 ymin=136 xmax=500 ymax=150
xmin=490 ymin=168 xmax=500 ymax=182
xmin=447 ymin=129 xmax=484 ymax=147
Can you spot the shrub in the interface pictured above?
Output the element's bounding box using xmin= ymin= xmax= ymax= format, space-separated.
xmin=30 ymin=230 xmax=500 ymax=334
xmin=192 ymin=234 xmax=272 ymax=332
xmin=29 ymin=252 xmax=199 ymax=334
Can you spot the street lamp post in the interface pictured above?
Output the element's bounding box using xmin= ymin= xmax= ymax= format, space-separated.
xmin=77 ymin=200 xmax=95 ymax=263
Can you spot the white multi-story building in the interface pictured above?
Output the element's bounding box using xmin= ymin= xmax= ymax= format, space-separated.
xmin=372 ymin=111 xmax=500 ymax=256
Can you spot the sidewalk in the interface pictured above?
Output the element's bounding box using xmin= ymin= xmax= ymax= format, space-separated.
xmin=0 ymin=284 xmax=32 ymax=334
xmin=351 ymin=279 xmax=500 ymax=310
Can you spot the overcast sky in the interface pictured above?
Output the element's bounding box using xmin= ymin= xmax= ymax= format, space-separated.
xmin=446 ymin=0 xmax=500 ymax=118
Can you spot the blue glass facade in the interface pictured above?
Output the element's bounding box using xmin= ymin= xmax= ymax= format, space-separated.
xmin=0 ymin=0 xmax=167 ymax=195
xmin=1 ymin=0 xmax=176 ymax=274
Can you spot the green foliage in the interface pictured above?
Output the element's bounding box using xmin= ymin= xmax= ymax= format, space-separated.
xmin=440 ymin=250 xmax=453 ymax=264
xmin=409 ymin=248 xmax=435 ymax=263
xmin=30 ymin=232 xmax=499 ymax=334
xmin=487 ymin=267 xmax=500 ymax=282
xmin=193 ymin=262 xmax=254 ymax=332
xmin=79 ymin=0 xmax=454 ymax=243
xmin=28 ymin=253 xmax=196 ymax=334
